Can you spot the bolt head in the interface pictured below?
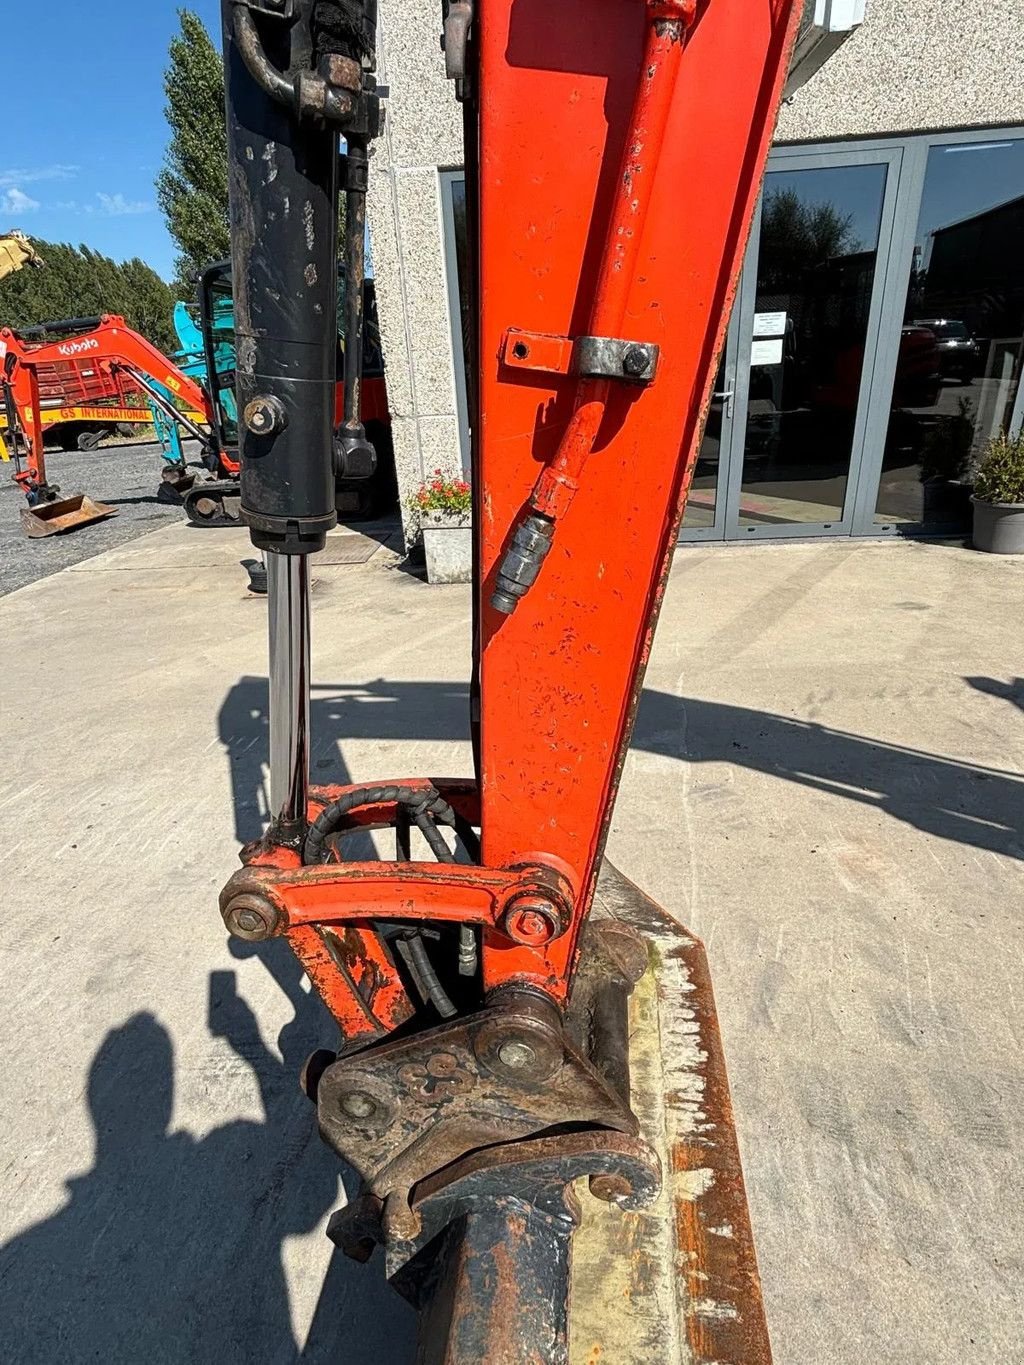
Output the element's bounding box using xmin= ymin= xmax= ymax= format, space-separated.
xmin=340 ymin=1091 xmax=377 ymax=1120
xmin=503 ymin=894 xmax=562 ymax=946
xmin=622 ymin=345 xmax=650 ymax=378
xmin=497 ymin=1039 xmax=537 ymax=1071
xmin=223 ymin=893 xmax=280 ymax=942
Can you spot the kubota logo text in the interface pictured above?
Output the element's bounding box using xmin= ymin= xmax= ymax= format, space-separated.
xmin=57 ymin=338 xmax=100 ymax=357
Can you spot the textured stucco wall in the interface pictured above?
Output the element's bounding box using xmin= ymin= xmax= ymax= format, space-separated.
xmin=777 ymin=0 xmax=1024 ymax=142
xmin=369 ymin=1 xmax=464 ymax=540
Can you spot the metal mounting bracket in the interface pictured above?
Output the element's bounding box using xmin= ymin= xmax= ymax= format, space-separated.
xmin=501 ymin=328 xmax=660 ymax=384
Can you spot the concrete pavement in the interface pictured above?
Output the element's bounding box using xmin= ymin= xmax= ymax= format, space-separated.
xmin=0 ymin=521 xmax=1021 ymax=1362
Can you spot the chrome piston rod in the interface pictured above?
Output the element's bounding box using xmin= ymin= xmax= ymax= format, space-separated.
xmin=267 ymin=551 xmax=311 ymax=835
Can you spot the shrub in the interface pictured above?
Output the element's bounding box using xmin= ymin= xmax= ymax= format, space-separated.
xmin=973 ymin=430 xmax=1024 ymax=505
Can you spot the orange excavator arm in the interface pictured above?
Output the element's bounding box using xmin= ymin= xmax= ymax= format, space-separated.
xmin=1 ymin=313 xmax=234 ymax=503
xmin=212 ymin=0 xmax=801 ymax=1356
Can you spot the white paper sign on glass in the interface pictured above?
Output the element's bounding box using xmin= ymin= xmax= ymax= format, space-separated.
xmin=753 ymin=311 xmax=787 ymax=337
xmin=750 ymin=338 xmax=784 ymax=366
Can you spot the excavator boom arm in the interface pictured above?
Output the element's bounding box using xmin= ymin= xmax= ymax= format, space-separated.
xmin=215 ymin=0 xmax=801 ymax=1355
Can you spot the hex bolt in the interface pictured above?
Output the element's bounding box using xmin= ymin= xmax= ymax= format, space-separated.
xmin=503 ymin=893 xmax=563 ymax=946
xmin=340 ymin=1091 xmax=378 ymax=1120
xmin=222 ymin=893 xmax=280 ymax=942
xmin=497 ymin=1039 xmax=537 ymax=1071
xmin=621 ymin=344 xmax=650 ymax=378
xmin=243 ymin=394 xmax=287 ymax=437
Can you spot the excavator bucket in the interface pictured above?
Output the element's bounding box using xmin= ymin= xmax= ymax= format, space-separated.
xmin=20 ymin=493 xmax=118 ymax=537
xmin=379 ymin=861 xmax=772 ymax=1364
xmin=156 ymin=465 xmax=197 ymax=505
xmin=568 ymin=863 xmax=770 ymax=1362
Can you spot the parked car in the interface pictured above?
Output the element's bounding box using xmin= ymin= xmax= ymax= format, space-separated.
xmin=912 ymin=318 xmax=980 ymax=384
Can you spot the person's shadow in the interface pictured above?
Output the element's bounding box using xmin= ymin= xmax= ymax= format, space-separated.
xmin=0 ymin=938 xmax=416 ymax=1364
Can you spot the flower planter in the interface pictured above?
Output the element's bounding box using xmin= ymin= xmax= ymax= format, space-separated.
xmin=971 ymin=496 xmax=1024 ymax=555
xmin=422 ymin=513 xmax=472 ymax=583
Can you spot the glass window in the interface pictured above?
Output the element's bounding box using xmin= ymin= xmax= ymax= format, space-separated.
xmin=440 ymin=173 xmax=473 ymax=472
xmin=737 ymin=162 xmax=888 ymax=527
xmin=875 ymin=138 xmax=1024 ymax=527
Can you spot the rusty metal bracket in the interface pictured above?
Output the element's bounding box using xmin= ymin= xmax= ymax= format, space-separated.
xmin=501 ymin=328 xmax=660 ymax=384
xmin=372 ymin=1132 xmax=661 ymax=1363
xmin=312 ymin=985 xmax=651 ymax=1222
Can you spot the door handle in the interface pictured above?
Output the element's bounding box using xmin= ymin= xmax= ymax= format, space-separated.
xmin=712 ymin=388 xmax=735 ymax=417
xmin=712 ymin=390 xmax=734 ymax=399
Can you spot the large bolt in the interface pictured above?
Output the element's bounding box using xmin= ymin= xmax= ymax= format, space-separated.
xmin=621 ymin=344 xmax=650 ymax=378
xmin=503 ymin=894 xmax=562 ymax=946
xmin=497 ymin=1039 xmax=537 ymax=1071
xmin=223 ymin=893 xmax=280 ymax=942
xmin=243 ymin=394 xmax=287 ymax=437
xmin=340 ymin=1091 xmax=378 ymax=1120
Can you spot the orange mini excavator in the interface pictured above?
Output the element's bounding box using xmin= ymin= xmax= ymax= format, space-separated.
xmin=0 ymin=314 xmax=237 ymax=536
xmin=215 ymin=0 xmax=800 ymax=1357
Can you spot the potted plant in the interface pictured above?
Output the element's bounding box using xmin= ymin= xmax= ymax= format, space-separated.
xmin=971 ymin=430 xmax=1024 ymax=555
xmin=410 ymin=468 xmax=472 ymax=583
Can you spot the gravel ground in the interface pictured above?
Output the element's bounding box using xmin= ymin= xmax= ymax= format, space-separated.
xmin=0 ymin=439 xmax=200 ymax=596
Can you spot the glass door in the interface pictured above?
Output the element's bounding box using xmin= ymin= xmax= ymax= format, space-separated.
xmin=724 ymin=149 xmax=902 ymax=537
xmin=678 ymin=308 xmax=740 ymax=540
xmin=862 ymin=135 xmax=1024 ymax=533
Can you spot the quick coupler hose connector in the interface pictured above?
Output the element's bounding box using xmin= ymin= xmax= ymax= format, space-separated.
xmin=490 ymin=513 xmax=555 ymax=615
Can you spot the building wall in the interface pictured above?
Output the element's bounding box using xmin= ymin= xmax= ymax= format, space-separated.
xmin=777 ymin=0 xmax=1024 ymax=142
xmin=369 ymin=0 xmax=464 ymax=539
xmin=368 ymin=0 xmax=1024 ymax=534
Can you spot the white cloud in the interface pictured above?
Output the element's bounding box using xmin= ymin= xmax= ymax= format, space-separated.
xmin=0 ymin=164 xmax=78 ymax=189
xmin=1 ymin=187 xmax=40 ymax=214
xmin=95 ymin=192 xmax=153 ymax=217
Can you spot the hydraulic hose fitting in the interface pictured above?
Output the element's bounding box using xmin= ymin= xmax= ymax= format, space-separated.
xmin=490 ymin=513 xmax=555 ymax=615
xmin=334 ymin=427 xmax=377 ymax=480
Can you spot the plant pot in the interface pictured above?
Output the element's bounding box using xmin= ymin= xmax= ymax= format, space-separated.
xmin=422 ymin=513 xmax=472 ymax=583
xmin=971 ymin=496 xmax=1024 ymax=554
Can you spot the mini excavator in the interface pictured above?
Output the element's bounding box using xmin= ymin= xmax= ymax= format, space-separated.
xmin=215 ymin=0 xmax=800 ymax=1358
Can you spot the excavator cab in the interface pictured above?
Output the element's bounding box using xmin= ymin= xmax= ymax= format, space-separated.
xmin=197 ymin=260 xmax=239 ymax=456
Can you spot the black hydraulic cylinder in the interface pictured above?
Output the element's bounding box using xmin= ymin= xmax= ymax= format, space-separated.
xmin=222 ymin=0 xmax=340 ymax=555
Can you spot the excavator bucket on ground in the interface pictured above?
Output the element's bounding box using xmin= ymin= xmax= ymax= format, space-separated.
xmin=19 ymin=493 xmax=118 ymax=538
xmin=348 ymin=861 xmax=770 ymax=1364
xmin=568 ymin=864 xmax=768 ymax=1362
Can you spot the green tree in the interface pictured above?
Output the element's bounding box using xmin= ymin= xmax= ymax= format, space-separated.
xmin=157 ymin=9 xmax=229 ymax=293
xmin=0 ymin=239 xmax=177 ymax=352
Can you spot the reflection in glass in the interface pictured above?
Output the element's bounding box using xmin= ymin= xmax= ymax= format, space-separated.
xmin=875 ymin=139 xmax=1024 ymax=528
xmin=737 ymin=162 xmax=887 ymax=527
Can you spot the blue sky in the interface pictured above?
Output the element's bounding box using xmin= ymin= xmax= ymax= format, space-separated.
xmin=3 ymin=1 xmax=222 ymax=281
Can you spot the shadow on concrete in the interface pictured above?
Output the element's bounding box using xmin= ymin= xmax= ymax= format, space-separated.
xmin=964 ymin=675 xmax=1024 ymax=715
xmin=0 ymin=935 xmax=413 ymax=1364
xmin=218 ymin=676 xmax=1024 ymax=861
xmin=218 ymin=676 xmax=471 ymax=842
xmin=631 ymin=688 xmax=1024 ymax=862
